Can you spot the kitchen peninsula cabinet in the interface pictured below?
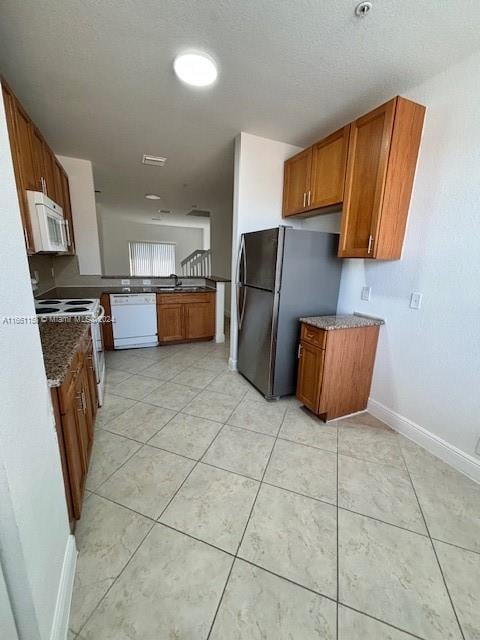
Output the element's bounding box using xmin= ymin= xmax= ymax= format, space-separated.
xmin=296 ymin=316 xmax=383 ymax=421
xmin=283 ymin=96 xmax=425 ymax=260
xmin=1 ymin=76 xmax=76 ymax=254
xmin=157 ymin=292 xmax=215 ymax=344
xmin=51 ymin=331 xmax=97 ymax=525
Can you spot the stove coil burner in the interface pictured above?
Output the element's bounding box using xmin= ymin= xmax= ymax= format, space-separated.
xmin=65 ymin=307 xmax=89 ymax=312
xmin=39 ymin=300 xmax=62 ymax=304
xmin=36 ymin=308 xmax=60 ymax=313
xmin=66 ymin=300 xmax=92 ymax=305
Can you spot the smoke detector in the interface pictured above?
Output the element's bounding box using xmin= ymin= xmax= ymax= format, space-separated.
xmin=354 ymin=1 xmax=372 ymax=17
xmin=142 ymin=154 xmax=167 ymax=167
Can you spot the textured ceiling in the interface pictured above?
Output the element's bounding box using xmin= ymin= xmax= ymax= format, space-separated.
xmin=1 ymin=0 xmax=479 ymax=218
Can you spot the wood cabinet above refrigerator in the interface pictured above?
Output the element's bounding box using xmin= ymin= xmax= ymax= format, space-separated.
xmin=282 ymin=96 xmax=425 ymax=260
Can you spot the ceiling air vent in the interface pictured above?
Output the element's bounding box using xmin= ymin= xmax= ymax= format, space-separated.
xmin=187 ymin=209 xmax=210 ymax=217
xmin=142 ymin=154 xmax=167 ymax=167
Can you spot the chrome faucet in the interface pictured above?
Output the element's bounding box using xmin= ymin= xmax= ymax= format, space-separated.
xmin=170 ymin=273 xmax=183 ymax=288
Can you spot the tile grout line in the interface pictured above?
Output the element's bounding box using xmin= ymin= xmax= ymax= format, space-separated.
xmin=205 ymin=403 xmax=287 ymax=639
xmin=398 ymin=445 xmax=466 ymax=640
xmin=77 ymin=350 xmax=237 ymax=636
xmin=75 ymin=519 xmax=156 ymax=637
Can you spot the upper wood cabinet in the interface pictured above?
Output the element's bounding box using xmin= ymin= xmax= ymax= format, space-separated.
xmin=339 ymin=97 xmax=425 ymax=259
xmin=1 ymin=77 xmax=76 ymax=255
xmin=310 ymin=126 xmax=350 ymax=210
xmin=282 ymin=96 xmax=425 ymax=260
xmin=283 ymin=126 xmax=350 ymax=217
xmin=282 ymin=148 xmax=312 ymax=216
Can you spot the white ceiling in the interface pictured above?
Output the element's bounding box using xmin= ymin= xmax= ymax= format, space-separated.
xmin=1 ymin=0 xmax=479 ymax=219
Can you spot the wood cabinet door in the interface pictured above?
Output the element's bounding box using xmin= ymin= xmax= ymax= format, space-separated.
xmin=31 ymin=126 xmax=46 ymax=190
xmin=184 ymin=302 xmax=214 ymax=340
xmin=158 ymin=304 xmax=184 ymax=342
xmin=74 ymin=373 xmax=90 ymax=472
xmin=282 ymin=147 xmax=312 ymax=216
xmin=338 ymin=99 xmax=396 ymax=258
xmin=42 ymin=142 xmax=57 ymax=201
xmin=100 ymin=293 xmax=114 ymax=350
xmin=310 ymin=126 xmax=350 ymax=209
xmin=296 ymin=341 xmax=324 ymax=413
xmin=1 ymin=85 xmax=35 ymax=252
xmin=61 ymin=402 xmax=85 ymax=520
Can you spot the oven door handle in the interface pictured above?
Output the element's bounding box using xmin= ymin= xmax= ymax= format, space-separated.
xmin=95 ymin=305 xmax=106 ymax=322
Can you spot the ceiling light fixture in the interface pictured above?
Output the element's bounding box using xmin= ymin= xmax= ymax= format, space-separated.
xmin=173 ymin=52 xmax=218 ymax=87
xmin=145 ymin=194 xmax=161 ymax=200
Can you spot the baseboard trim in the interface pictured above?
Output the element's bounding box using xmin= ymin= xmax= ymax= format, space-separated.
xmin=367 ymin=398 xmax=480 ymax=484
xmin=50 ymin=535 xmax=77 ymax=640
xmin=228 ymin=357 xmax=237 ymax=371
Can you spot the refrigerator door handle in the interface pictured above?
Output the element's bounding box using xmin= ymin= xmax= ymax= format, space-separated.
xmin=236 ymin=236 xmax=246 ymax=329
xmin=239 ymin=285 xmax=247 ymax=330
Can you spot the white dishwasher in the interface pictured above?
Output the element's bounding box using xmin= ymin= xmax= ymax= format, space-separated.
xmin=110 ymin=293 xmax=158 ymax=349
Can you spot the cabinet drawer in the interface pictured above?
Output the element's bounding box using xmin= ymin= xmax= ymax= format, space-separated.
xmin=300 ymin=324 xmax=327 ymax=349
xmin=157 ymin=292 xmax=214 ymax=305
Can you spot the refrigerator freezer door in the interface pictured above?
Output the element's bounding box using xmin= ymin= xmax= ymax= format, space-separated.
xmin=242 ymin=227 xmax=280 ymax=291
xmin=237 ymin=285 xmax=277 ymax=396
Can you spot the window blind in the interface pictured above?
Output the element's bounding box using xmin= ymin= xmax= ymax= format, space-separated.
xmin=129 ymin=241 xmax=176 ymax=276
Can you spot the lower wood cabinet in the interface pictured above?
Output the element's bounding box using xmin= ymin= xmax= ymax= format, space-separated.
xmin=296 ymin=321 xmax=380 ymax=421
xmin=51 ymin=330 xmax=97 ymax=527
xmin=157 ymin=292 xmax=215 ymax=344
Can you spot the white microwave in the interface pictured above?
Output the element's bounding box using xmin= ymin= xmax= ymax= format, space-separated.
xmin=26 ymin=191 xmax=67 ymax=253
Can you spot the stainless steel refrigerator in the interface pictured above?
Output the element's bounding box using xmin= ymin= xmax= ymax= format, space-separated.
xmin=237 ymin=226 xmax=342 ymax=399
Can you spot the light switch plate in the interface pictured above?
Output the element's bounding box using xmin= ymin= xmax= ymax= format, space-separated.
xmin=410 ymin=292 xmax=423 ymax=309
xmin=121 ymin=279 xmax=130 ymax=286
xmin=361 ymin=286 xmax=371 ymax=301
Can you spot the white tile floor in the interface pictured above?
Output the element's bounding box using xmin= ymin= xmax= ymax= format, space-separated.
xmin=69 ymin=339 xmax=480 ymax=639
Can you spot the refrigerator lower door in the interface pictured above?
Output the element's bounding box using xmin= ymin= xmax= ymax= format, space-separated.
xmin=237 ymin=285 xmax=277 ymax=397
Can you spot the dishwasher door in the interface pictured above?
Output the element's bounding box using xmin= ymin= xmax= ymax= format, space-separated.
xmin=110 ymin=294 xmax=158 ymax=349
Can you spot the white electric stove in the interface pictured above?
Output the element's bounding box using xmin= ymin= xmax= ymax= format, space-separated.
xmin=35 ymin=297 xmax=106 ymax=405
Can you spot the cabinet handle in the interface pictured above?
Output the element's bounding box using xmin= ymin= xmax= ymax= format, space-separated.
xmin=307 ymin=190 xmax=311 ymax=206
xmin=298 ymin=344 xmax=303 ymax=359
xmin=367 ymin=235 xmax=373 ymax=254
xmin=303 ymin=192 xmax=306 ymax=208
xmin=76 ymin=391 xmax=83 ymax=410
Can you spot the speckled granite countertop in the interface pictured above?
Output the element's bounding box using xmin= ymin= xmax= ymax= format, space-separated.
xmin=300 ymin=314 xmax=385 ymax=331
xmin=39 ymin=319 xmax=91 ymax=388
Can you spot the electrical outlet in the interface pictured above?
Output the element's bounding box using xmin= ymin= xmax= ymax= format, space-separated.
xmin=142 ymin=279 xmax=152 ymax=285
xmin=361 ymin=286 xmax=371 ymax=301
xmin=410 ymin=292 xmax=423 ymax=310
xmin=121 ymin=279 xmax=130 ymax=286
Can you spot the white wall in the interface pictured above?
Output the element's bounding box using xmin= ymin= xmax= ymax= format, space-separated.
xmin=57 ymin=155 xmax=102 ymax=275
xmin=229 ymin=132 xmax=339 ymax=365
xmin=337 ymin=51 xmax=480 ymax=469
xmin=229 ymin=133 xmax=302 ymax=364
xmin=98 ymin=208 xmax=206 ymax=274
xmin=0 ymin=86 xmax=72 ymax=639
